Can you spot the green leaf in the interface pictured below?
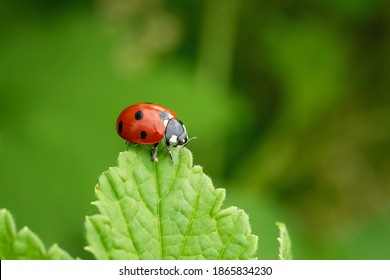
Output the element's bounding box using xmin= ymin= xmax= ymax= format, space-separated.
xmin=0 ymin=209 xmax=72 ymax=260
xmin=47 ymin=244 xmax=74 ymax=260
xmin=85 ymin=144 xmax=258 ymax=259
xmin=276 ymin=222 xmax=292 ymax=260
xmin=0 ymin=209 xmax=16 ymax=259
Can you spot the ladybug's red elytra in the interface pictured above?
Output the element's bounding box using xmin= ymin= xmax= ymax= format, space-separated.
xmin=116 ymin=102 xmax=189 ymax=162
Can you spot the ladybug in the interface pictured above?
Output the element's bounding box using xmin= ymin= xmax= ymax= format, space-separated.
xmin=116 ymin=102 xmax=189 ymax=162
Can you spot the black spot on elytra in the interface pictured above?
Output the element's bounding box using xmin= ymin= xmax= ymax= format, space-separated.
xmin=140 ymin=130 xmax=147 ymax=139
xmin=159 ymin=111 xmax=170 ymax=121
xmin=118 ymin=120 xmax=123 ymax=134
xmin=135 ymin=110 xmax=143 ymax=120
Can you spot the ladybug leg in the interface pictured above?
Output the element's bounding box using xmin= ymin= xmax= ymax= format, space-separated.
xmin=165 ymin=140 xmax=174 ymax=163
xmin=151 ymin=143 xmax=159 ymax=162
xmin=125 ymin=142 xmax=136 ymax=150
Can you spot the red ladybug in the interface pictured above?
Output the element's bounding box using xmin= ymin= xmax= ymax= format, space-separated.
xmin=116 ymin=102 xmax=189 ymax=162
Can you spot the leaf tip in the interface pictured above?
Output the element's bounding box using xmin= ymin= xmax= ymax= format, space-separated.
xmin=276 ymin=222 xmax=292 ymax=260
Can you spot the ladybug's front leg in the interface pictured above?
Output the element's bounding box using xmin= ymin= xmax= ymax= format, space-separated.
xmin=165 ymin=140 xmax=174 ymax=163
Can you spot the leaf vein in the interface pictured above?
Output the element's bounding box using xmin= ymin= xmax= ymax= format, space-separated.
xmin=217 ymin=210 xmax=244 ymax=259
xmin=107 ymin=172 xmax=141 ymax=259
xmin=177 ymin=174 xmax=202 ymax=259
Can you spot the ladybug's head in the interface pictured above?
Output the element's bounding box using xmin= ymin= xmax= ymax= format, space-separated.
xmin=165 ymin=119 xmax=189 ymax=147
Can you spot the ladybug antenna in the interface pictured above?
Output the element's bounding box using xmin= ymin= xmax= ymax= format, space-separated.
xmin=188 ymin=136 xmax=197 ymax=142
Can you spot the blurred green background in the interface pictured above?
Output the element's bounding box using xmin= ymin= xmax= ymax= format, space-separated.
xmin=1 ymin=0 xmax=390 ymax=259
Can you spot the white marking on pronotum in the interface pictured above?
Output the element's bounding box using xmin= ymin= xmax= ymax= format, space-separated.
xmin=163 ymin=120 xmax=169 ymax=127
xmin=169 ymin=135 xmax=178 ymax=144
